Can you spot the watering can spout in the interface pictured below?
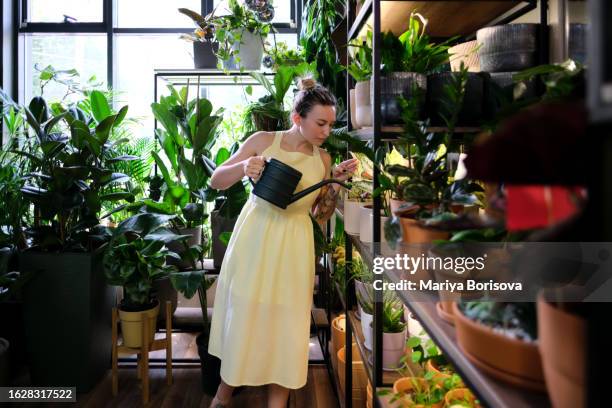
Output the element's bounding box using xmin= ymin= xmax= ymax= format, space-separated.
xmin=290 ymin=179 xmax=352 ymax=204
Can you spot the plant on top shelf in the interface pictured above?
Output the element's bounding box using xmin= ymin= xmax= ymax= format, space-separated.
xmin=180 ymin=0 xmax=273 ymax=71
xmin=381 ymin=13 xmax=454 ymax=76
xmin=346 ymin=30 xmax=373 ymax=83
xmin=242 ymin=61 xmax=316 ymax=135
xmin=263 ymin=40 xmax=307 ymax=71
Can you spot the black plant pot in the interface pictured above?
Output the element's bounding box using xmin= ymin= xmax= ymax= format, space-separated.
xmin=373 ymin=72 xmax=427 ymax=125
xmin=485 ymin=72 xmax=539 ymax=118
xmin=193 ymin=41 xmax=219 ymax=69
xmin=196 ymin=332 xmax=222 ymax=396
xmin=477 ymin=24 xmax=540 ymax=72
xmin=211 ymin=211 xmax=238 ymax=269
xmin=20 ymin=251 xmax=115 ymax=392
xmin=427 ymin=72 xmax=488 ymax=126
xmin=252 ymin=112 xmax=284 ymax=132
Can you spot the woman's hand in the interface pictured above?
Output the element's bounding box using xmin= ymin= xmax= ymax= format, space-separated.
xmin=332 ymin=158 xmax=359 ymax=181
xmin=243 ymin=156 xmax=266 ymax=181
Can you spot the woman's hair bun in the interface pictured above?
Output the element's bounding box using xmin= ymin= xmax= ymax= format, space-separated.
xmin=298 ymin=77 xmax=317 ymax=91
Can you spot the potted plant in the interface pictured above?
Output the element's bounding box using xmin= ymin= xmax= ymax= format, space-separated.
xmin=346 ymin=30 xmax=373 ymax=128
xmin=381 ymin=293 xmax=407 ymax=370
xmin=262 ymin=40 xmax=307 ymax=71
xmin=103 ymin=212 xmax=205 ymax=347
xmin=376 ymin=13 xmax=454 ymax=125
xmin=178 ymin=8 xmax=220 ymax=69
xmin=389 ymin=376 xmax=445 ymax=408
xmin=444 ymin=388 xmax=481 ymax=408
xmin=214 ymin=0 xmax=273 ymax=70
xmin=9 ymin=91 xmax=138 ymax=391
xmin=453 ymin=301 xmax=546 ymax=391
xmin=150 ymin=85 xmax=225 ymax=268
xmin=243 ymin=61 xmax=316 ymax=133
xmin=344 ymin=178 xmax=372 ymax=235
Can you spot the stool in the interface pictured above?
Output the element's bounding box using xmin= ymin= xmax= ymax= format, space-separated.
xmin=111 ymin=301 xmax=173 ymax=404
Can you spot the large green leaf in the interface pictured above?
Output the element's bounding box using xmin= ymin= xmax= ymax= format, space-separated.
xmin=114 ymin=105 xmax=129 ymax=127
xmin=169 ymin=270 xmax=206 ymax=299
xmin=89 ymin=90 xmax=111 ymax=123
xmin=95 ymin=114 xmax=116 ymax=146
xmin=273 ymin=65 xmax=295 ymax=104
xmin=215 ymin=147 xmax=231 ymax=166
xmin=194 ymin=115 xmax=222 ymax=155
xmin=114 ymin=212 xmax=175 ymax=237
xmin=152 ymin=151 xmax=175 ymax=188
xmin=155 ymin=129 xmax=179 ymax=176
xmin=28 ymin=96 xmax=49 ymax=125
xmin=250 ymin=72 xmax=275 ymax=96
xmin=179 ymin=157 xmax=208 ymax=192
xmin=70 ymin=120 xmax=90 ymax=150
xmin=151 ymin=102 xmax=179 ymax=139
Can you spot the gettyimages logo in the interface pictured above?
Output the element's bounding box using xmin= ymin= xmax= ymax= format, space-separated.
xmin=373 ymin=253 xmax=487 ymax=275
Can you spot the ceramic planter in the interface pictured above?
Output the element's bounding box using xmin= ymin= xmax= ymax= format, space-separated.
xmin=355 ymin=80 xmax=372 ymax=128
xmin=477 ymin=24 xmax=540 ymax=72
xmin=193 ymin=41 xmax=219 ymax=69
xmin=404 ymin=306 xmax=426 ymax=339
xmin=427 ymin=72 xmax=487 ymax=126
xmin=223 ymin=29 xmax=264 ymax=70
xmin=344 ymin=199 xmax=371 ymax=235
xmin=359 ymin=205 xmax=389 ymax=243
xmin=449 ymin=40 xmax=481 ymax=72
xmin=399 ymin=217 xmax=450 ymax=244
xmin=360 ymin=309 xmax=373 ymax=350
xmin=118 ymin=300 xmax=160 ymax=348
xmin=350 ymin=89 xmax=360 ymax=129
xmin=20 ymin=251 xmax=114 ymax=391
xmin=331 ymin=315 xmax=346 ymax=372
xmin=383 ymin=328 xmax=407 ymax=370
xmin=538 ymin=295 xmax=585 ymax=408
xmin=445 ymin=388 xmax=481 ymax=408
xmin=436 ymin=301 xmax=455 ymax=325
xmin=375 ymin=73 xmax=427 ymax=125
xmin=452 ymin=302 xmax=546 ymax=391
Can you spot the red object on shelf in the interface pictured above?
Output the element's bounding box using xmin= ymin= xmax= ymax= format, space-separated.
xmin=506 ymin=185 xmax=586 ymax=231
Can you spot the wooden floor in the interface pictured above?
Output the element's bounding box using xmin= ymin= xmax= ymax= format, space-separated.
xmin=17 ymin=332 xmax=340 ymax=408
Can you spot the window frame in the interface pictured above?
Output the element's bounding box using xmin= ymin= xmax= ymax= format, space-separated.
xmin=17 ymin=0 xmax=301 ymax=91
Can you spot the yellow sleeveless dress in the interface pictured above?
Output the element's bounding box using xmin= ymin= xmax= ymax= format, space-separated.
xmin=208 ymin=131 xmax=326 ymax=389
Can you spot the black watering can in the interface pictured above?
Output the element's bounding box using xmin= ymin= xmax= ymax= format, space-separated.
xmin=249 ymin=158 xmax=351 ymax=209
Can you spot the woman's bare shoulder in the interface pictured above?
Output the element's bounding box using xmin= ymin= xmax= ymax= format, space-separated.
xmin=245 ymin=131 xmax=276 ymax=155
xmin=318 ymin=148 xmax=332 ymax=172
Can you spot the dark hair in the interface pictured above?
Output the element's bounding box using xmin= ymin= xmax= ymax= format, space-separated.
xmin=292 ymin=77 xmax=337 ymax=117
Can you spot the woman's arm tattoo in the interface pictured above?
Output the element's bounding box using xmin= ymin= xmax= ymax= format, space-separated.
xmin=312 ymin=184 xmax=339 ymax=222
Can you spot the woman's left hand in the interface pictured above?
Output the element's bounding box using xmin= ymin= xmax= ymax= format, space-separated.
xmin=332 ymin=158 xmax=359 ymax=181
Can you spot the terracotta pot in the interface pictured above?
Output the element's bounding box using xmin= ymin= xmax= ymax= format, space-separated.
xmin=338 ymin=343 xmax=368 ymax=407
xmin=383 ymin=329 xmax=407 ymax=370
xmin=436 ymin=301 xmax=455 ymax=325
xmin=393 ymin=377 xmax=443 ymax=408
xmin=350 ymin=89 xmax=360 ymax=129
xmin=425 ymin=359 xmax=464 ymax=387
xmin=444 ymin=388 xmax=481 ymax=407
xmin=537 ymin=295 xmax=585 ymax=408
xmin=118 ymin=300 xmax=160 ymax=348
xmin=449 ymin=40 xmax=481 ymax=72
xmin=355 ymin=80 xmax=372 ymax=128
xmin=359 ymin=204 xmax=389 ymax=243
xmin=399 ymin=217 xmax=450 ymax=244
xmin=331 ymin=315 xmax=346 ymax=372
xmin=452 ymin=303 xmax=546 ymax=391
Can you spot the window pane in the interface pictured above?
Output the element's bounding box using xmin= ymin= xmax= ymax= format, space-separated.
xmin=114 ymin=34 xmax=194 ymax=137
xmin=28 ymin=0 xmax=102 ymax=23
xmin=23 ymin=34 xmax=107 ymax=104
xmin=116 ymin=0 xmax=202 ymax=28
xmin=214 ymin=0 xmax=292 ymax=24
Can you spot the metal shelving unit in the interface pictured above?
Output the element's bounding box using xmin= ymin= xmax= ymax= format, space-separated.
xmin=341 ymin=2 xmax=549 ymax=407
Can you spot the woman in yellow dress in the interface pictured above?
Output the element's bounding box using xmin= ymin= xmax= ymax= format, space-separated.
xmin=207 ymin=78 xmax=358 ymax=408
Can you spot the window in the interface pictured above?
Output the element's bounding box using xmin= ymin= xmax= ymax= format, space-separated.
xmin=116 ymin=0 xmax=201 ymax=28
xmin=22 ymin=34 xmax=107 ymax=103
xmin=27 ymin=0 xmax=103 ymax=23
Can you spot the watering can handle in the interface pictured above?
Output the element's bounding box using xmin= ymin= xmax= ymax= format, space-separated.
xmin=247 ymin=157 xmax=269 ymax=186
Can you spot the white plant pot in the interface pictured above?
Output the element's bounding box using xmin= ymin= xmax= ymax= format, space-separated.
xmin=404 ymin=305 xmax=428 ymax=340
xmin=359 ymin=206 xmax=389 ymax=243
xmin=344 ymin=199 xmax=370 ymax=235
xmin=360 ymin=309 xmax=373 ymax=351
xmin=383 ymin=329 xmax=407 ymax=370
xmin=355 ymin=80 xmax=372 ymax=128
xmin=350 ymin=89 xmax=360 ymax=129
xmin=223 ymin=29 xmax=264 ymax=70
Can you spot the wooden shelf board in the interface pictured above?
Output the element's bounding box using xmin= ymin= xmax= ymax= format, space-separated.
xmin=381 ymin=267 xmax=551 ymax=408
xmin=348 ymin=126 xmax=482 ymax=141
xmin=352 ymin=1 xmax=531 ymax=39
